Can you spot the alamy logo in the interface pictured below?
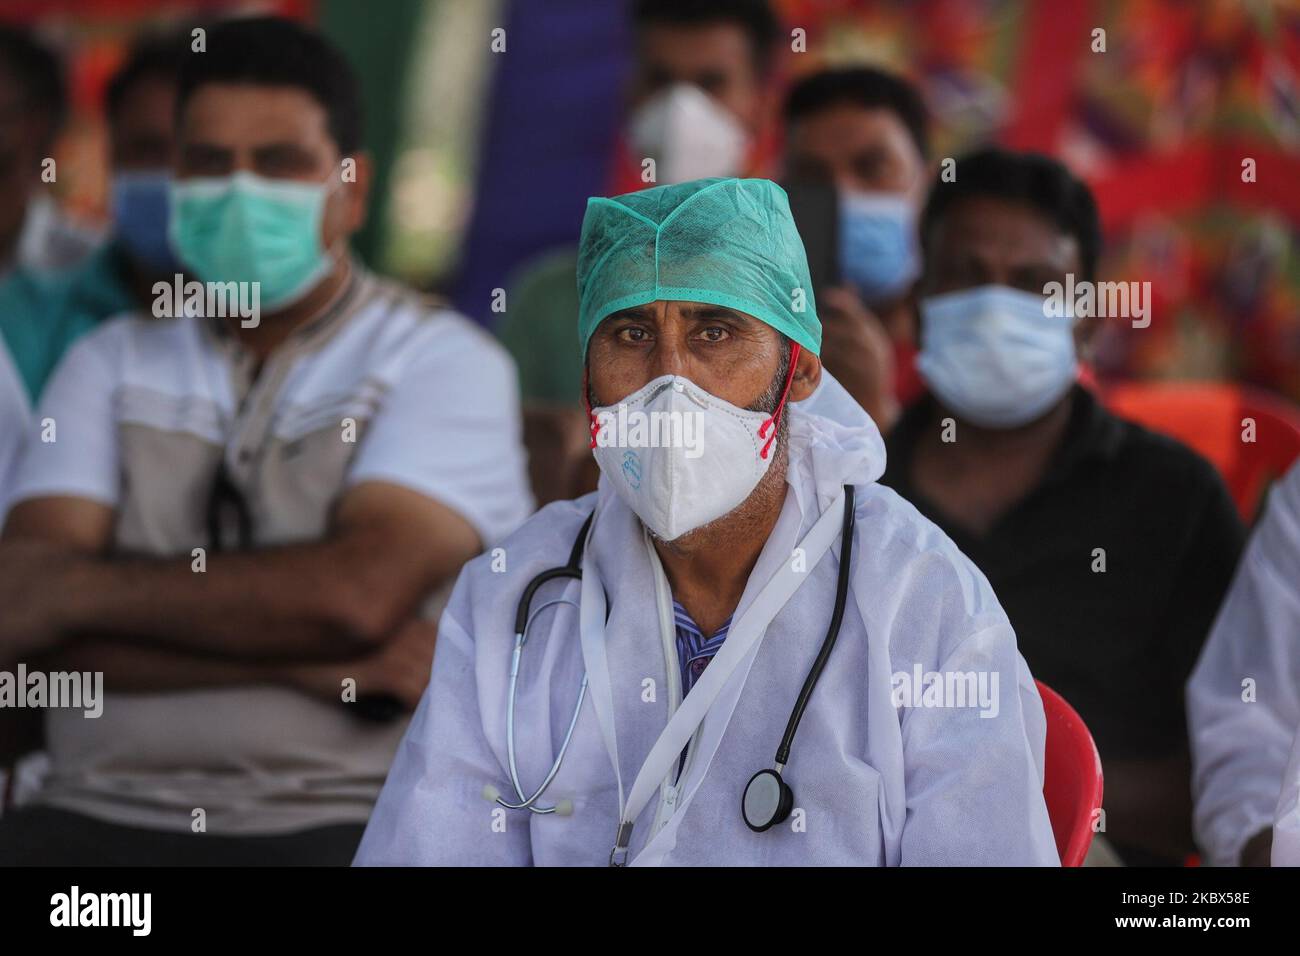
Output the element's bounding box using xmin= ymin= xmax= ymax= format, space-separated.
xmin=593 ymin=404 xmax=704 ymax=459
xmin=152 ymin=273 xmax=261 ymax=328
xmin=890 ymin=664 xmax=1000 ymax=718
xmin=50 ymin=886 xmax=151 ymax=936
xmin=0 ymin=665 xmax=102 ymax=718
xmin=1042 ymin=273 xmax=1151 ymax=328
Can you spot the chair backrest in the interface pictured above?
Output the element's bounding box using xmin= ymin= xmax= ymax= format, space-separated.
xmin=1104 ymin=382 xmax=1300 ymax=522
xmin=1036 ymin=679 xmax=1104 ymax=867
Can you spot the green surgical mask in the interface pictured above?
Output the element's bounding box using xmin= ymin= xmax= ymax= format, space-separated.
xmin=169 ymin=171 xmax=336 ymax=311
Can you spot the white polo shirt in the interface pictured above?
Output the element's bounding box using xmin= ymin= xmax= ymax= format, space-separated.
xmin=7 ymin=267 xmax=534 ymax=834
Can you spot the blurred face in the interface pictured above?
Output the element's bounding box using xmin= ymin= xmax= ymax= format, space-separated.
xmin=0 ymin=69 xmax=48 ymax=253
xmin=921 ymin=195 xmax=1095 ymax=348
xmin=109 ymin=75 xmax=176 ymax=172
xmin=586 ymin=300 xmax=820 ymax=409
xmin=785 ymin=104 xmax=926 ymax=201
xmin=632 ymin=23 xmax=766 ymax=134
xmin=175 ymin=83 xmax=368 ymax=253
xmin=923 ymin=195 xmax=1078 ymax=294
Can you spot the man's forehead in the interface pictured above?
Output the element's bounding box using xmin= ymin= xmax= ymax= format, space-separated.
xmin=934 ymin=196 xmax=1079 ymax=267
xmin=604 ymin=302 xmax=757 ymax=323
xmin=638 ymin=21 xmax=752 ymax=63
xmin=178 ymin=84 xmax=330 ymax=140
xmin=791 ymin=103 xmax=911 ymax=147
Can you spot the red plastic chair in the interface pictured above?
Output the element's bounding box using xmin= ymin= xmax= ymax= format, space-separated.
xmin=1037 ymin=680 xmax=1104 ymax=867
xmin=1104 ymin=382 xmax=1300 ymax=522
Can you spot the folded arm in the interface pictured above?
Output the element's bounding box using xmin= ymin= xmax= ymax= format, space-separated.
xmin=0 ymin=480 xmax=479 ymax=664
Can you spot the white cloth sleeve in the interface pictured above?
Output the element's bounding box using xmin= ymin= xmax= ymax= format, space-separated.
xmin=345 ymin=320 xmax=533 ymax=547
xmin=353 ymin=571 xmax=533 ymax=866
xmin=1188 ymin=462 xmax=1300 ymax=866
xmin=6 ymin=323 xmax=122 ymax=509
xmin=899 ymin=622 xmax=1060 ymax=866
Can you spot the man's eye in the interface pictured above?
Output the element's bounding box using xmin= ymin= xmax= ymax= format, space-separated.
xmin=617 ymin=327 xmax=650 ymax=343
xmin=700 ymin=326 xmax=729 ymax=342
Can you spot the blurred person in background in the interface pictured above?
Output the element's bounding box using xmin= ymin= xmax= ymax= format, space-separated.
xmin=879 ymin=147 xmax=1245 ymax=865
xmin=782 ymin=65 xmax=932 ymax=431
xmin=1188 ymin=458 xmax=1300 ymax=867
xmin=0 ymin=23 xmax=99 ymax=281
xmin=0 ymin=16 xmax=531 ymax=866
xmin=0 ymin=347 xmax=23 ymax=518
xmin=497 ymin=0 xmax=782 ymax=504
xmin=0 ymin=32 xmax=188 ymax=809
xmin=0 ymin=31 xmax=187 ymax=424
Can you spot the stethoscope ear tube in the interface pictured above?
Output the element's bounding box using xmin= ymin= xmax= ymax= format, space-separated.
xmin=773 ymin=484 xmax=856 ymax=767
xmin=742 ymin=485 xmax=856 ymax=835
xmin=511 ymin=511 xmax=595 ymax=634
xmin=500 ymin=509 xmax=599 ymax=814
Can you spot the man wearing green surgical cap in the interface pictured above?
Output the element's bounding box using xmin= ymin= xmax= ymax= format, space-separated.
xmin=357 ymin=177 xmax=1060 ymax=868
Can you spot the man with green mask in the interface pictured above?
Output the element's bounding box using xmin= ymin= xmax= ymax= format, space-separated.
xmin=0 ymin=17 xmax=532 ymax=865
xmin=356 ymin=177 xmax=1057 ymax=867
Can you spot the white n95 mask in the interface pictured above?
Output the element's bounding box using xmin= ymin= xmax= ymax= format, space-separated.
xmin=626 ymin=83 xmax=751 ymax=185
xmin=589 ymin=372 xmax=791 ymax=541
xmin=916 ymin=284 xmax=1078 ymax=429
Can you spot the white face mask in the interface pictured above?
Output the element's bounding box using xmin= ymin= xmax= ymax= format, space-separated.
xmin=916 ymin=284 xmax=1079 ymax=428
xmin=626 ymin=83 xmax=751 ymax=185
xmin=589 ymin=373 xmax=788 ymax=541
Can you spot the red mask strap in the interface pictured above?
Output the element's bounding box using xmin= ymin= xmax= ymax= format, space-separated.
xmin=758 ymin=342 xmax=802 ymax=460
xmin=582 ymin=367 xmax=601 ymax=449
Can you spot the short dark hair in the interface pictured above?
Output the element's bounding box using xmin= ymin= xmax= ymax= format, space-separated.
xmin=176 ymin=16 xmax=363 ymax=154
xmin=784 ymin=65 xmax=929 ymax=159
xmin=633 ymin=0 xmax=781 ymax=74
xmin=921 ymin=147 xmax=1102 ymax=282
xmin=0 ymin=23 xmax=67 ymax=145
xmin=105 ymin=31 xmax=187 ymax=123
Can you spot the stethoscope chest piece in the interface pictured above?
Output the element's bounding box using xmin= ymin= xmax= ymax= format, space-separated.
xmin=742 ymin=768 xmax=793 ymax=832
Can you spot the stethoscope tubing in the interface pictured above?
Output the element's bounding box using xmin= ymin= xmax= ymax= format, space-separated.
xmin=774 ymin=484 xmax=856 ymax=766
xmin=498 ymin=598 xmax=587 ymax=813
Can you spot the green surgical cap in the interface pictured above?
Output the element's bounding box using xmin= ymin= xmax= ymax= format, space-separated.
xmin=576 ymin=177 xmax=821 ymax=358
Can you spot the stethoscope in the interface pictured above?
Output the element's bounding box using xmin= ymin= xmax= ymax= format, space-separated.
xmin=490 ymin=511 xmax=595 ymax=814
xmin=498 ymin=485 xmax=856 ymax=835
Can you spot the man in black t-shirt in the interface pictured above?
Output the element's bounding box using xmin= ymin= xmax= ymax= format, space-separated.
xmin=878 ymin=147 xmax=1245 ymax=865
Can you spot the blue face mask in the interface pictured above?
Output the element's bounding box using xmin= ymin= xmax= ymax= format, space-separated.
xmin=838 ymin=191 xmax=920 ymax=305
xmin=916 ymin=284 xmax=1079 ymax=428
xmin=111 ymin=169 xmax=180 ymax=272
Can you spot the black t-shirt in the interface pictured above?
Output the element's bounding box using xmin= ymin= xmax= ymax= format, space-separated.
xmin=880 ymin=386 xmax=1245 ymax=762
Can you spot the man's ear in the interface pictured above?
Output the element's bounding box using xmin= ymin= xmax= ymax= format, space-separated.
xmin=339 ymin=150 xmax=373 ymax=234
xmin=901 ymin=279 xmax=921 ymax=345
xmin=788 ymin=348 xmax=822 ymax=403
xmin=1074 ymin=313 xmax=1102 ymax=361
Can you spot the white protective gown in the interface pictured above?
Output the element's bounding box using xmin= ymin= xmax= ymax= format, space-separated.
xmin=355 ymin=375 xmax=1059 ymax=866
xmin=1188 ymin=459 xmax=1300 ymax=866
xmin=1274 ymin=726 xmax=1300 ymax=866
